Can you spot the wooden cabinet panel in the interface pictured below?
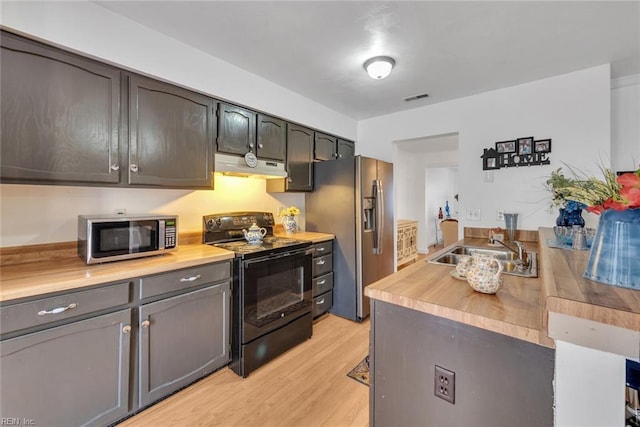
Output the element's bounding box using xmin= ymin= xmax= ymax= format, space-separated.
xmin=312 ymin=240 xmax=333 ymax=318
xmin=138 ymin=283 xmax=230 ymax=407
xmin=0 ymin=32 xmax=121 ymax=184
xmin=397 ymin=220 xmax=418 ymax=267
xmin=314 ymin=132 xmax=337 ymax=161
xmin=284 ymin=123 xmax=314 ymax=191
xmin=216 ymin=103 xmax=256 ymax=156
xmin=0 ymin=309 xmax=132 ymax=426
xmin=337 ymin=139 xmax=355 ymax=159
xmin=128 ymin=75 xmax=215 ymax=188
xmin=257 ymin=114 xmax=286 ymax=161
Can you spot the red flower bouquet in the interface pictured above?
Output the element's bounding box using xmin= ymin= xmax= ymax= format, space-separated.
xmin=565 ymin=167 xmax=640 ymax=214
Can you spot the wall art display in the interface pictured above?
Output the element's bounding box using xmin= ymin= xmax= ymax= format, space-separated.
xmin=534 ymin=139 xmax=551 ymax=153
xmin=517 ymin=137 xmax=534 ymax=155
xmin=495 ymin=140 xmax=516 ymax=153
xmin=481 ymin=136 xmax=551 ymax=170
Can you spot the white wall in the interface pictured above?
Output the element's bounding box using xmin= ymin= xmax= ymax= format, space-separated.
xmin=611 ymin=75 xmax=640 ymax=171
xmin=0 ymin=1 xmax=356 ymax=247
xmin=426 ymin=167 xmax=458 ymax=247
xmin=357 ymin=65 xmax=612 ymax=233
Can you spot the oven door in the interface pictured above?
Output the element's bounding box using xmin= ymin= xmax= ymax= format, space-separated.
xmin=240 ymin=248 xmax=313 ymax=343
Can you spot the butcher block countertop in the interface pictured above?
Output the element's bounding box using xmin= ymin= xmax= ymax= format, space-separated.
xmin=365 ymin=237 xmax=553 ymax=348
xmin=538 ymin=227 xmax=640 ymax=332
xmin=0 ymin=244 xmax=234 ymax=303
xmin=366 ymin=228 xmax=640 ymax=349
xmin=273 ymin=228 xmax=334 ymax=243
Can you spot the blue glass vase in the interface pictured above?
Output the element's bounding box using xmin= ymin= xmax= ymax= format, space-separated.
xmin=583 ymin=208 xmax=640 ymax=290
xmin=555 ymin=208 xmax=585 ymax=227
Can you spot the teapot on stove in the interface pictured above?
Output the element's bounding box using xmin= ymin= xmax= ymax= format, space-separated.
xmin=242 ymin=223 xmax=267 ymax=244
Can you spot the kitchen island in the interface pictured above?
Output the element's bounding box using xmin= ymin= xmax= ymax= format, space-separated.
xmin=365 ymin=227 xmax=640 ymax=426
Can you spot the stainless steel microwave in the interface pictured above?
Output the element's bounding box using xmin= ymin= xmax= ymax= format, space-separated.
xmin=78 ymin=215 xmax=178 ymax=264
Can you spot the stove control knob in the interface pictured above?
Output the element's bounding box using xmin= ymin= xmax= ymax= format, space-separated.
xmin=206 ymin=218 xmax=215 ymax=229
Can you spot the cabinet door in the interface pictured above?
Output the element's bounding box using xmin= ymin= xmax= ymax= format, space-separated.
xmin=216 ymin=103 xmax=256 ymax=156
xmin=138 ymin=282 xmax=230 ymax=407
xmin=0 ymin=32 xmax=121 ymax=184
xmin=257 ymin=114 xmax=286 ymax=161
xmin=337 ymin=139 xmax=355 ymax=159
xmin=0 ymin=309 xmax=131 ymax=427
xmin=129 ymin=75 xmax=215 ymax=188
xmin=314 ymin=132 xmax=337 ymax=161
xmin=285 ymin=124 xmax=314 ymax=191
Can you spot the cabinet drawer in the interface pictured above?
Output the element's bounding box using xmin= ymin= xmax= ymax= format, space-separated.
xmin=312 ymin=253 xmax=333 ymax=277
xmin=313 ymin=290 xmax=332 ymax=318
xmin=314 ymin=241 xmax=333 ymax=256
xmin=139 ymin=262 xmax=231 ymax=300
xmin=313 ymin=272 xmax=333 ymax=297
xmin=0 ymin=282 xmax=130 ymax=335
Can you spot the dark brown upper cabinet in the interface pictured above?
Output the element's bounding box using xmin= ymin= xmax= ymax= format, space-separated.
xmin=256 ymin=114 xmax=286 ymax=161
xmin=337 ymin=139 xmax=355 ymax=159
xmin=268 ymin=123 xmax=314 ymax=192
xmin=0 ymin=32 xmax=121 ymax=184
xmin=128 ymin=75 xmax=215 ymax=188
xmin=216 ymin=103 xmax=256 ymax=156
xmin=314 ymin=132 xmax=338 ymax=161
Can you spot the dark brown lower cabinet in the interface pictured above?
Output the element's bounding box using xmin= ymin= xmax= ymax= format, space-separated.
xmin=137 ymin=283 xmax=230 ymax=407
xmin=370 ymin=300 xmax=555 ymax=427
xmin=0 ymin=309 xmax=132 ymax=426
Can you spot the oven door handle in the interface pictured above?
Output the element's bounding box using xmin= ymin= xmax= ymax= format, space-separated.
xmin=242 ymin=247 xmax=314 ymax=266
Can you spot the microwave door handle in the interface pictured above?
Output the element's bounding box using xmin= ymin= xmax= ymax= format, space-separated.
xmin=376 ymin=179 xmax=384 ymax=255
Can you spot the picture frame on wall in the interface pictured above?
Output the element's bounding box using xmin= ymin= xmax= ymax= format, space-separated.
xmin=534 ymin=139 xmax=552 ymax=153
xmin=517 ymin=137 xmax=534 ymax=155
xmin=495 ymin=140 xmax=516 ymax=153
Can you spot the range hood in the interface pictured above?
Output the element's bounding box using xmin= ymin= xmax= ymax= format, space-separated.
xmin=214 ymin=153 xmax=287 ymax=179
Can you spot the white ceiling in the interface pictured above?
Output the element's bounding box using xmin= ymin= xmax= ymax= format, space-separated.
xmin=95 ymin=1 xmax=640 ymax=121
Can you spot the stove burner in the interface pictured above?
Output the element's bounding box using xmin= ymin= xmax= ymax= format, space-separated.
xmin=204 ymin=212 xmax=310 ymax=258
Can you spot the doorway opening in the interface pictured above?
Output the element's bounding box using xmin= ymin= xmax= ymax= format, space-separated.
xmin=394 ymin=132 xmax=459 ymax=254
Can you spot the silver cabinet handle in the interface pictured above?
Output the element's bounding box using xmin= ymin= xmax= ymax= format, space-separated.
xmin=258 ymin=143 xmax=264 ymax=148
xmin=180 ymin=274 xmax=201 ymax=283
xmin=249 ymin=143 xmax=254 ymax=148
xmin=316 ymin=247 xmax=325 ymax=252
xmin=111 ymin=164 xmax=120 ymax=171
xmin=317 ymin=279 xmax=326 ymax=285
xmin=316 ymin=259 xmax=325 ymax=265
xmin=287 ymin=177 xmax=293 ymax=183
xmin=38 ymin=303 xmax=77 ymax=316
xmin=130 ymin=164 xmax=139 ymax=173
xmin=141 ymin=320 xmax=150 ymax=328
xmin=123 ymin=325 xmax=132 ymax=333
xmin=316 ymin=298 xmax=325 ymax=305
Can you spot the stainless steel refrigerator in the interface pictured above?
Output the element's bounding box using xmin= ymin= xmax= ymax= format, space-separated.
xmin=306 ymin=156 xmax=394 ymax=321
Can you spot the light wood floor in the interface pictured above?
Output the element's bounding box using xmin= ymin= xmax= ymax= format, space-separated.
xmin=120 ymin=314 xmax=370 ymax=427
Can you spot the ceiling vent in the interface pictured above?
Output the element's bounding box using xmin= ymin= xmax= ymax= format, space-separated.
xmin=404 ymin=93 xmax=430 ymax=102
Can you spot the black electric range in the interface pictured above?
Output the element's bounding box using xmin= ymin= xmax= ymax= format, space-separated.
xmin=202 ymin=211 xmax=313 ymax=377
xmin=203 ymin=211 xmax=311 ymax=258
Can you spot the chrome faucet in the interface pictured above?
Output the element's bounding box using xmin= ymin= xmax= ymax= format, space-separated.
xmin=493 ymin=239 xmax=530 ymax=270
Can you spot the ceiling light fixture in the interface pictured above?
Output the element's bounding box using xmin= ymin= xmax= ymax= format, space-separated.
xmin=363 ymin=56 xmax=396 ymax=80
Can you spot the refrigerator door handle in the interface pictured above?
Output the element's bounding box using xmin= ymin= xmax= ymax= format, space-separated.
xmin=375 ymin=179 xmax=384 ymax=254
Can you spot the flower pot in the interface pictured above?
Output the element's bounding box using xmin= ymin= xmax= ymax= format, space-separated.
xmin=556 ymin=207 xmax=585 ymax=227
xmin=282 ymin=215 xmax=297 ymax=235
xmin=583 ymin=208 xmax=640 ymax=290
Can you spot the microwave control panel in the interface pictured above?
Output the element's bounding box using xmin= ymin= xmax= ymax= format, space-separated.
xmin=164 ymin=220 xmax=177 ymax=249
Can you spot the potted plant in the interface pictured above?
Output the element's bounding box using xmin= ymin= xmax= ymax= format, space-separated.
xmin=545 ymin=168 xmax=586 ymax=227
xmin=563 ymin=166 xmax=640 ymax=289
xmin=279 ymin=206 xmax=300 ymax=235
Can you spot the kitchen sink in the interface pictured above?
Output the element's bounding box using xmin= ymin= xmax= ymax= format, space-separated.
xmin=429 ymin=245 xmax=538 ymax=278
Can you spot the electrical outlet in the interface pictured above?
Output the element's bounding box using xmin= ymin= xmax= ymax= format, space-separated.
xmin=466 ymin=208 xmax=481 ymax=221
xmin=497 ymin=209 xmax=505 ymax=221
xmin=434 ymin=365 xmax=455 ymax=404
